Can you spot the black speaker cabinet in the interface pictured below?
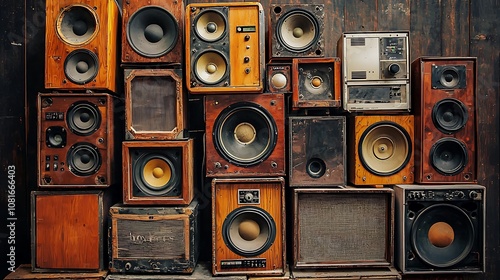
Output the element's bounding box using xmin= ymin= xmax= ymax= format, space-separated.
xmin=269 ymin=4 xmax=325 ymax=59
xmin=412 ymin=57 xmax=477 ymax=183
xmin=292 ymin=187 xmax=394 ymax=269
xmin=45 ymin=0 xmax=118 ymax=92
xmin=125 ymin=68 xmax=185 ymax=140
xmin=394 ymin=184 xmax=485 ymax=274
xmin=205 ymin=94 xmax=285 ymax=177
xmin=185 ymin=2 xmax=265 ymax=94
xmin=288 ymin=116 xmax=346 ymax=187
xmin=121 ymin=0 xmax=184 ymax=64
xmin=38 ymin=93 xmax=116 ymax=188
xmin=122 ymin=140 xmax=193 ymax=205
xmin=292 ymin=57 xmax=341 ymax=109
xmin=266 ymin=63 xmax=292 ymax=93
xmin=212 ymin=177 xmax=285 ymax=276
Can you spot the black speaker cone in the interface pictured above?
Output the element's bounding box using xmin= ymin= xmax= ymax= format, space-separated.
xmin=432 ymin=98 xmax=468 ymax=133
xmin=276 ymin=9 xmax=320 ymax=53
xmin=67 ymin=101 xmax=101 ymax=136
xmin=222 ymin=206 xmax=276 ymax=257
xmin=306 ymin=158 xmax=326 ymax=178
xmin=213 ymin=102 xmax=278 ymax=167
xmin=127 ymin=6 xmax=179 ymax=58
xmin=45 ymin=126 xmax=67 ymax=148
xmin=67 ymin=143 xmax=101 ymax=176
xmin=132 ymin=150 xmax=181 ymax=196
xmin=57 ymin=4 xmax=98 ymax=46
xmin=430 ymin=138 xmax=468 ymax=176
xmin=431 ymin=65 xmax=467 ymax=89
xmin=64 ymin=49 xmax=99 ymax=85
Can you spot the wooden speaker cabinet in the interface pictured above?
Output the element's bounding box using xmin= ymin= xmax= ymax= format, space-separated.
xmin=31 ymin=190 xmax=113 ymax=272
xmin=185 ymin=2 xmax=265 ymax=94
xmin=45 ymin=0 xmax=118 ymax=91
xmin=108 ymin=200 xmax=199 ymax=274
xmin=205 ymin=94 xmax=285 ymax=177
xmin=122 ymin=140 xmax=193 ymax=205
xmin=124 ymin=68 xmax=185 ymax=140
xmin=412 ymin=57 xmax=477 ymax=183
xmin=288 ymin=116 xmax=346 ymax=187
xmin=121 ymin=0 xmax=184 ymax=64
xmin=348 ymin=115 xmax=414 ymax=186
xmin=266 ymin=63 xmax=292 ymax=93
xmin=292 ymin=57 xmax=341 ymax=109
xmin=38 ymin=93 xmax=116 ymax=188
xmin=292 ymin=187 xmax=394 ymax=269
xmin=4 ymin=264 xmax=108 ymax=279
xmin=212 ymin=177 xmax=285 ymax=276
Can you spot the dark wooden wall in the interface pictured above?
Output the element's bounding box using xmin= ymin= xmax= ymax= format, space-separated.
xmin=0 ymin=0 xmax=498 ymax=279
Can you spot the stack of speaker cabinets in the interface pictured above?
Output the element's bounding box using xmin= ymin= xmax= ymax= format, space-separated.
xmin=32 ymin=0 xmax=119 ymax=277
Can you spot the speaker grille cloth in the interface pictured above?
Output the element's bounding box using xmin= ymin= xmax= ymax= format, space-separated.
xmin=298 ymin=193 xmax=387 ymax=262
xmin=131 ymin=76 xmax=177 ymax=132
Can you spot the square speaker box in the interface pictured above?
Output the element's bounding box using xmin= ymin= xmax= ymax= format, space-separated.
xmin=266 ymin=63 xmax=292 ymax=93
xmin=205 ymin=94 xmax=285 ymax=177
xmin=288 ymin=116 xmax=346 ymax=187
xmin=185 ymin=2 xmax=265 ymax=94
xmin=348 ymin=115 xmax=414 ymax=186
xmin=122 ymin=140 xmax=194 ymax=206
xmin=412 ymin=57 xmax=477 ymax=183
xmin=292 ymin=187 xmax=394 ymax=269
xmin=31 ymin=190 xmax=113 ymax=272
xmin=37 ymin=93 xmax=116 ymax=188
xmin=124 ymin=68 xmax=185 ymax=140
xmin=212 ymin=177 xmax=286 ymax=276
xmin=292 ymin=57 xmax=341 ymax=109
xmin=121 ymin=0 xmax=184 ymax=64
xmin=108 ymin=200 xmax=199 ymax=274
xmin=45 ymin=0 xmax=118 ymax=92
xmin=394 ymin=184 xmax=485 ymax=274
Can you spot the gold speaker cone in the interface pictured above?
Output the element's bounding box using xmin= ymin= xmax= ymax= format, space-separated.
xmin=195 ymin=10 xmax=226 ymax=41
xmin=279 ymin=13 xmax=317 ymax=50
xmin=194 ymin=51 xmax=227 ymax=84
xmin=234 ymin=122 xmax=256 ymax=145
xmin=311 ymin=76 xmax=322 ymax=88
xmin=238 ymin=219 xmax=261 ymax=241
xmin=143 ymin=158 xmax=172 ymax=188
xmin=428 ymin=222 xmax=455 ymax=248
xmin=56 ymin=4 xmax=99 ymax=46
xmin=304 ymin=75 xmax=327 ymax=95
xmin=271 ymin=73 xmax=287 ymax=89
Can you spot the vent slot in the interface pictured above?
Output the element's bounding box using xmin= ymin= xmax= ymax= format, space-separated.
xmin=351 ymin=71 xmax=367 ymax=79
xmin=350 ymin=37 xmax=365 ymax=46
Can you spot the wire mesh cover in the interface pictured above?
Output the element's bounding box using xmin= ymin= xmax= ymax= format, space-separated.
xmin=297 ymin=193 xmax=388 ymax=263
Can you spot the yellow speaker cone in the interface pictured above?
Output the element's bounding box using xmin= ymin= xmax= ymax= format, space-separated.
xmin=143 ymin=158 xmax=172 ymax=188
xmin=238 ymin=219 xmax=261 ymax=241
xmin=195 ymin=51 xmax=227 ymax=84
xmin=234 ymin=122 xmax=256 ymax=145
xmin=311 ymin=76 xmax=322 ymax=88
xmin=372 ymin=137 xmax=394 ymax=160
xmin=206 ymin=63 xmax=217 ymax=74
xmin=428 ymin=221 xmax=455 ymax=248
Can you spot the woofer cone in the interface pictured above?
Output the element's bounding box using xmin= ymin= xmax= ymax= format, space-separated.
xmin=64 ymin=49 xmax=99 ymax=85
xmin=222 ymin=206 xmax=276 ymax=257
xmin=193 ymin=9 xmax=227 ymax=42
xmin=67 ymin=143 xmax=101 ymax=176
xmin=133 ymin=152 xmax=180 ymax=196
xmin=67 ymin=101 xmax=101 ymax=136
xmin=56 ymin=4 xmax=99 ymax=46
xmin=432 ymin=98 xmax=468 ymax=133
xmin=213 ymin=102 xmax=277 ymax=167
xmin=126 ymin=6 xmax=179 ymax=58
xmin=430 ymin=138 xmax=468 ymax=176
xmin=440 ymin=67 xmax=460 ymax=88
xmin=411 ymin=204 xmax=475 ymax=267
xmin=276 ymin=9 xmax=320 ymax=52
xmin=193 ymin=50 xmax=228 ymax=85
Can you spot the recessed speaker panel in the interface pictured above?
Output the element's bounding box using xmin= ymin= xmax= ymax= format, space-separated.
xmin=266 ymin=63 xmax=291 ymax=93
xmin=56 ymin=4 xmax=99 ymax=46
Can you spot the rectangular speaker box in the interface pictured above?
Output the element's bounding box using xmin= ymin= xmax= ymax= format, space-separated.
xmin=292 ymin=187 xmax=394 ymax=269
xmin=412 ymin=57 xmax=477 ymax=183
xmin=269 ymin=4 xmax=325 ymax=59
xmin=292 ymin=57 xmax=341 ymax=109
xmin=108 ymin=200 xmax=199 ymax=274
xmin=105 ymin=264 xmax=246 ymax=280
xmin=185 ymin=2 xmax=265 ymax=94
xmin=348 ymin=115 xmax=414 ymax=186
xmin=5 ymin=264 xmax=108 ymax=279
xmin=45 ymin=0 xmax=118 ymax=92
xmin=212 ymin=177 xmax=286 ymax=276
xmin=122 ymin=140 xmax=194 ymax=205
xmin=205 ymin=94 xmax=285 ymax=177
xmin=121 ymin=0 xmax=184 ymax=64
xmin=37 ymin=93 xmax=116 ymax=188
xmin=124 ymin=68 xmax=185 ymax=140
xmin=339 ymin=31 xmax=410 ymax=112
xmin=394 ymin=184 xmax=485 ymax=274
xmin=266 ymin=63 xmax=292 ymax=93
xmin=288 ymin=116 xmax=346 ymax=187
xmin=31 ymin=190 xmax=113 ymax=272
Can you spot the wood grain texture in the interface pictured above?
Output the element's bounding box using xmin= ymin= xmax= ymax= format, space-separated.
xmin=5 ymin=264 xmax=107 ymax=279
xmin=345 ymin=0 xmax=377 ymax=32
xmin=378 ymin=0 xmax=410 ymax=31
xmin=440 ymin=0 xmax=469 ymax=57
xmin=409 ymin=0 xmax=441 ymax=60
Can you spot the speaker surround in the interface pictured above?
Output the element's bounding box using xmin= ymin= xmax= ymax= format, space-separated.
xmin=56 ymin=4 xmax=99 ymax=46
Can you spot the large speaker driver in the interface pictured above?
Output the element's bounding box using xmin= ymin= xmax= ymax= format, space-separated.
xmin=66 ymin=101 xmax=101 ymax=136
xmin=222 ymin=206 xmax=276 ymax=257
xmin=430 ymin=138 xmax=468 ymax=176
xmin=213 ymin=102 xmax=277 ymax=167
xmin=276 ymin=8 xmax=320 ymax=53
xmin=194 ymin=50 xmax=228 ymax=85
xmin=359 ymin=122 xmax=412 ymax=176
xmin=67 ymin=143 xmax=101 ymax=176
xmin=56 ymin=4 xmax=99 ymax=46
xmin=432 ymin=98 xmax=468 ymax=133
xmin=132 ymin=151 xmax=180 ymax=196
xmin=126 ymin=6 xmax=179 ymax=58
xmin=194 ymin=9 xmax=227 ymax=42
xmin=64 ymin=49 xmax=99 ymax=85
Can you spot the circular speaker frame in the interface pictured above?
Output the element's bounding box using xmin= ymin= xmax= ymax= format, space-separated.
xmin=432 ymin=98 xmax=468 ymax=134
xmin=56 ymin=4 xmax=99 ymax=46
xmin=222 ymin=206 xmax=276 ymax=257
xmin=133 ymin=152 xmax=180 ymax=196
xmin=67 ymin=143 xmax=102 ymax=176
xmin=306 ymin=157 xmax=326 ymax=178
xmin=358 ymin=121 xmax=412 ymax=176
xmin=66 ymin=101 xmax=101 ymax=136
xmin=193 ymin=9 xmax=227 ymax=42
xmin=126 ymin=6 xmax=179 ymax=58
xmin=276 ymin=9 xmax=320 ymax=53
xmin=410 ymin=204 xmax=475 ymax=267
xmin=64 ymin=49 xmax=99 ymax=85
xmin=439 ymin=67 xmax=461 ymax=88
xmin=193 ymin=50 xmax=229 ymax=85
xmin=213 ymin=102 xmax=278 ymax=167
xmin=430 ymin=138 xmax=468 ymax=176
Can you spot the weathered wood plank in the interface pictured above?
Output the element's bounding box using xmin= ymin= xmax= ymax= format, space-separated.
xmin=409 ymin=0 xmax=441 ymax=60
xmin=4 ymin=264 xmax=107 ymax=279
xmin=378 ymin=0 xmax=411 ymax=31
xmin=345 ymin=0 xmax=377 ymax=32
xmin=440 ymin=0 xmax=470 ymax=56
